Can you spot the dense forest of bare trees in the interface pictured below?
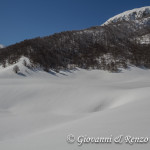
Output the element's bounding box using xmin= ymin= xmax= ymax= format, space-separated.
xmin=0 ymin=21 xmax=150 ymax=72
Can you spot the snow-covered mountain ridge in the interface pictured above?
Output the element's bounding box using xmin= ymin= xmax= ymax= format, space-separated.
xmin=102 ymin=6 xmax=150 ymax=44
xmin=103 ymin=6 xmax=150 ymax=25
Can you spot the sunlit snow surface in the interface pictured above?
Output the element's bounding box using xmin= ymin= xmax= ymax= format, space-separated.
xmin=0 ymin=60 xmax=150 ymax=150
xmin=103 ymin=6 xmax=150 ymax=25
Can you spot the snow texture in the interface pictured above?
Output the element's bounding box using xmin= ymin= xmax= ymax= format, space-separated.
xmin=103 ymin=6 xmax=150 ymax=25
xmin=0 ymin=58 xmax=150 ymax=149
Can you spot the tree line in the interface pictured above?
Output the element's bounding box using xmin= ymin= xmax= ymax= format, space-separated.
xmin=0 ymin=20 xmax=150 ymax=72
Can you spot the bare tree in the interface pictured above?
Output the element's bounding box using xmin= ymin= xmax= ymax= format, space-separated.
xmin=23 ymin=60 xmax=27 ymax=67
xmin=13 ymin=65 xmax=20 ymax=74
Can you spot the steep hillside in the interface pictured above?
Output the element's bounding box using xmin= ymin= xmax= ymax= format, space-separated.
xmin=0 ymin=7 xmax=150 ymax=73
xmin=103 ymin=6 xmax=150 ymax=44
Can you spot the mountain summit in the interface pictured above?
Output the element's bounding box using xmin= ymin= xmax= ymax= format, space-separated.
xmin=103 ymin=6 xmax=150 ymax=25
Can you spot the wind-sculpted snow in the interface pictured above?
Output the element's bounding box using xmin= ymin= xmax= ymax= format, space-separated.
xmin=0 ymin=64 xmax=150 ymax=150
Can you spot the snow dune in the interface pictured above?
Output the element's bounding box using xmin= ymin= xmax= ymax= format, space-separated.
xmin=0 ymin=62 xmax=150 ymax=149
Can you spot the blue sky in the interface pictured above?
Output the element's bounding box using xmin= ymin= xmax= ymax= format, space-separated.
xmin=0 ymin=0 xmax=149 ymax=46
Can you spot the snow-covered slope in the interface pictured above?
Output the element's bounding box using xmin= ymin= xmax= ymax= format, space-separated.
xmin=0 ymin=63 xmax=150 ymax=149
xmin=0 ymin=6 xmax=150 ymax=150
xmin=103 ymin=6 xmax=150 ymax=25
xmin=103 ymin=6 xmax=150 ymax=44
